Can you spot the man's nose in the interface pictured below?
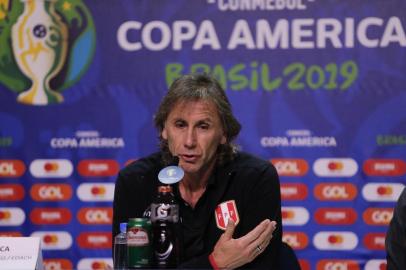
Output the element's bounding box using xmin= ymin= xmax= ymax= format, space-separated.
xmin=184 ymin=128 xmax=196 ymax=148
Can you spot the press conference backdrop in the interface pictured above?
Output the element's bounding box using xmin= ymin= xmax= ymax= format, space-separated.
xmin=0 ymin=0 xmax=405 ymax=269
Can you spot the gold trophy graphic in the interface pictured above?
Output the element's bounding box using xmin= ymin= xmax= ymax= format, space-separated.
xmin=11 ymin=0 xmax=68 ymax=105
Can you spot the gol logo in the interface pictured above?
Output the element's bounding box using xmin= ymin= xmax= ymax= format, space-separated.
xmin=271 ymin=159 xmax=308 ymax=176
xmin=77 ymin=232 xmax=112 ymax=249
xmin=363 ymin=233 xmax=386 ymax=250
xmin=282 ymin=232 xmax=308 ymax=250
xmin=0 ymin=184 xmax=25 ymax=201
xmin=280 ymin=183 xmax=308 ymax=200
xmin=0 ymin=207 xmax=25 ymax=226
xmin=77 ymin=160 xmax=120 ymax=177
xmin=313 ymin=158 xmax=358 ymax=177
xmin=363 ymin=159 xmax=406 ymax=176
xmin=299 ymin=260 xmax=311 ymax=270
xmin=77 ymin=207 xmax=113 ymax=225
xmin=316 ymin=260 xmax=360 ymax=270
xmin=30 ymin=184 xmax=72 ymax=201
xmin=31 ymin=231 xmax=72 ymax=250
xmin=30 ymin=159 xmax=73 ymax=178
xmin=362 ymin=183 xmax=404 ymax=202
xmin=0 ymin=160 xmax=25 ymax=177
xmin=30 ymin=208 xmax=72 ymax=225
xmin=77 ymin=258 xmax=113 ymax=270
xmin=314 ymin=208 xmax=357 ymax=225
xmin=313 ymin=231 xmax=358 ymax=250
xmin=77 ymin=183 xmax=115 ymax=202
xmin=43 ymin=259 xmax=73 ymax=270
xmin=281 ymin=207 xmax=309 ymax=226
xmin=365 ymin=259 xmax=387 ymax=270
xmin=363 ymin=208 xmax=393 ymax=226
xmin=314 ymin=183 xmax=357 ymax=201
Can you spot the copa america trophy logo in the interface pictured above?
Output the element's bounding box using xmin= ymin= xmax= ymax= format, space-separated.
xmin=0 ymin=0 xmax=96 ymax=105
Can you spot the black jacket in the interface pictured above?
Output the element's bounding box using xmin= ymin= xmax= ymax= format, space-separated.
xmin=113 ymin=151 xmax=282 ymax=269
xmin=386 ymin=188 xmax=406 ymax=270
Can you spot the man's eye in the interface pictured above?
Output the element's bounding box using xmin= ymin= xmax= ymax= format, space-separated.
xmin=175 ymin=122 xmax=186 ymax=128
xmin=199 ymin=124 xmax=209 ymax=130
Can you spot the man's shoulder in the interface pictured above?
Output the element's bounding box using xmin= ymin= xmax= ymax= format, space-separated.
xmin=119 ymin=152 xmax=163 ymax=178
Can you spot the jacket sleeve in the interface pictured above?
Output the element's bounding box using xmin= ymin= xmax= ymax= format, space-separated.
xmin=239 ymin=163 xmax=282 ymax=269
xmin=386 ymin=188 xmax=406 ymax=270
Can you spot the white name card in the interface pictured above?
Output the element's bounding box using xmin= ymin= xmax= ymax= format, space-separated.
xmin=0 ymin=237 xmax=43 ymax=270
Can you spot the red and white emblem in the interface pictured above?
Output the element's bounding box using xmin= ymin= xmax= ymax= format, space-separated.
xmin=215 ymin=200 xmax=240 ymax=230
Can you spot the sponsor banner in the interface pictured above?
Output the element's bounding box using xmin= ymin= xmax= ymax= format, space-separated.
xmin=30 ymin=159 xmax=73 ymax=178
xmin=363 ymin=208 xmax=393 ymax=226
xmin=313 ymin=158 xmax=358 ymax=177
xmin=0 ymin=184 xmax=25 ymax=201
xmin=364 ymin=259 xmax=387 ymax=270
xmin=77 ymin=207 xmax=113 ymax=225
xmin=0 ymin=207 xmax=25 ymax=226
xmin=363 ymin=159 xmax=406 ymax=176
xmin=363 ymin=233 xmax=386 ymax=250
xmin=271 ymin=158 xmax=308 ymax=176
xmin=316 ymin=259 xmax=360 ymax=270
xmin=77 ymin=232 xmax=112 ymax=249
xmin=313 ymin=231 xmax=358 ymax=250
xmin=282 ymin=207 xmax=309 ymax=226
xmin=314 ymin=183 xmax=358 ymax=201
xmin=31 ymin=231 xmax=73 ymax=250
xmin=77 ymin=159 xmax=120 ymax=177
xmin=43 ymin=259 xmax=74 ymax=270
xmin=314 ymin=208 xmax=357 ymax=225
xmin=280 ymin=183 xmax=308 ymax=200
xmin=362 ymin=183 xmax=404 ymax=202
xmin=77 ymin=258 xmax=113 ymax=270
xmin=76 ymin=183 xmax=115 ymax=202
xmin=0 ymin=160 xmax=26 ymax=178
xmin=282 ymin=232 xmax=308 ymax=250
xmin=30 ymin=208 xmax=72 ymax=225
xmin=30 ymin=183 xmax=73 ymax=201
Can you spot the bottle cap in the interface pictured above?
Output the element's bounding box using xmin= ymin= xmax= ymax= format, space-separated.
xmin=119 ymin=222 xmax=127 ymax=233
xmin=158 ymin=166 xmax=184 ymax=184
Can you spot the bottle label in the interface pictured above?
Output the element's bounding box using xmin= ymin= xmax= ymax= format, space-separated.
xmin=127 ymin=228 xmax=149 ymax=246
xmin=150 ymin=203 xmax=179 ymax=223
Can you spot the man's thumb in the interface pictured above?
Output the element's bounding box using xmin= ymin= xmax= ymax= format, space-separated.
xmin=223 ymin=218 xmax=236 ymax=240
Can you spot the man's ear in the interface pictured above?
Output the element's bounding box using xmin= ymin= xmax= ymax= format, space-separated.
xmin=221 ymin=134 xmax=226 ymax=145
xmin=162 ymin=127 xmax=168 ymax=140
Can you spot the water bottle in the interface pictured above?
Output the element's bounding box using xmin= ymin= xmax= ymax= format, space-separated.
xmin=150 ymin=185 xmax=180 ymax=268
xmin=114 ymin=222 xmax=128 ymax=270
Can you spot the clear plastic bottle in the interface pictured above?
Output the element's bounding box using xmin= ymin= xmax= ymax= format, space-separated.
xmin=114 ymin=222 xmax=128 ymax=270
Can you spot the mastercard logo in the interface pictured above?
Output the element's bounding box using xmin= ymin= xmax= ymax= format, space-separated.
xmin=77 ymin=183 xmax=114 ymax=202
xmin=362 ymin=183 xmax=404 ymax=202
xmin=313 ymin=158 xmax=358 ymax=177
xmin=0 ymin=184 xmax=25 ymax=201
xmin=77 ymin=232 xmax=112 ymax=249
xmin=30 ymin=208 xmax=72 ymax=225
xmin=314 ymin=183 xmax=358 ymax=201
xmin=281 ymin=207 xmax=309 ymax=226
xmin=30 ymin=184 xmax=72 ymax=201
xmin=31 ymin=231 xmax=72 ymax=250
xmin=282 ymin=232 xmax=308 ymax=250
xmin=315 ymin=208 xmax=357 ymax=225
xmin=77 ymin=207 xmax=113 ymax=225
xmin=313 ymin=231 xmax=358 ymax=250
xmin=77 ymin=159 xmax=119 ymax=177
xmin=316 ymin=260 xmax=360 ymax=270
xmin=43 ymin=259 xmax=73 ymax=270
xmin=271 ymin=159 xmax=308 ymax=177
xmin=0 ymin=207 xmax=25 ymax=226
xmin=30 ymin=159 xmax=73 ymax=178
xmin=280 ymin=183 xmax=308 ymax=200
xmin=365 ymin=259 xmax=387 ymax=270
xmin=363 ymin=233 xmax=386 ymax=250
xmin=363 ymin=208 xmax=393 ymax=226
xmin=77 ymin=258 xmax=113 ymax=270
xmin=0 ymin=160 xmax=26 ymax=178
xmin=363 ymin=159 xmax=406 ymax=176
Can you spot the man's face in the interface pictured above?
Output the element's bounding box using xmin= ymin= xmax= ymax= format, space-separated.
xmin=162 ymin=99 xmax=226 ymax=175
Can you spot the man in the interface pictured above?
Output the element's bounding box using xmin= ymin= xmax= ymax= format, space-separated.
xmin=113 ymin=73 xmax=282 ymax=269
xmin=386 ymin=187 xmax=406 ymax=270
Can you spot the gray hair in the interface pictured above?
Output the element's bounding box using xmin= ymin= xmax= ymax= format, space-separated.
xmin=154 ymin=73 xmax=241 ymax=166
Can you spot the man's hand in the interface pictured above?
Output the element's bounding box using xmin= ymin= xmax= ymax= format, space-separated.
xmin=210 ymin=218 xmax=277 ymax=269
